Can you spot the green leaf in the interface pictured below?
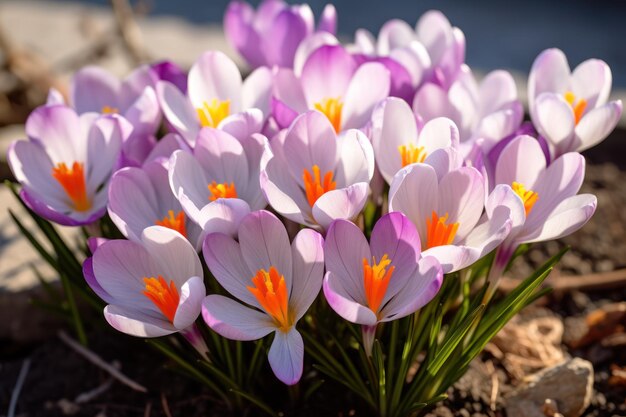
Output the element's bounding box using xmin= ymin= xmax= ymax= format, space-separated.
xmin=426 ymin=304 xmax=485 ymax=375
xmin=229 ymin=389 xmax=278 ymax=417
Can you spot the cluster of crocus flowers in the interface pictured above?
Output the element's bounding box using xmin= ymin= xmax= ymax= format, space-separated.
xmin=6 ymin=2 xmax=620 ymax=389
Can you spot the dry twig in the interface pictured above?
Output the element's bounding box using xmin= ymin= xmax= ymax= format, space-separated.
xmin=7 ymin=358 xmax=31 ymax=417
xmin=58 ymin=330 xmax=148 ymax=393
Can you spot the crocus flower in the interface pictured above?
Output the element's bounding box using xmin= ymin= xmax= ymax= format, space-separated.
xmin=47 ymin=65 xmax=163 ymax=168
xmin=388 ymin=149 xmax=514 ymax=273
xmin=272 ymin=44 xmax=390 ymax=132
xmin=7 ymin=105 xmax=129 ymax=226
xmin=83 ymin=226 xmax=207 ymax=356
xmin=108 ymin=161 xmax=204 ymax=250
xmin=487 ymin=135 xmax=597 ymax=285
xmin=528 ymin=48 xmax=622 ymax=157
xmin=202 ymin=210 xmax=324 ymax=385
xmin=353 ymin=10 xmax=464 ymax=90
xmin=168 ymin=127 xmax=265 ymax=230
xmin=260 ymin=110 xmax=374 ymax=230
xmin=413 ymin=66 xmax=523 ymax=151
xmin=151 ymin=60 xmax=187 ymax=94
xmin=371 ymin=97 xmax=459 ymax=184
xmin=224 ymin=0 xmax=336 ymax=69
xmin=323 ymin=212 xmax=443 ymax=354
xmin=156 ymin=51 xmax=272 ymax=146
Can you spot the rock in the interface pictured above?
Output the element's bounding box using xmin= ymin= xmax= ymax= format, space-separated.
xmin=505 ymin=358 xmax=594 ymax=417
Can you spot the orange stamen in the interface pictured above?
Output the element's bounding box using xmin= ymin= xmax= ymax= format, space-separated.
xmin=314 ymin=97 xmax=343 ymax=133
xmin=425 ymin=211 xmax=459 ymax=249
xmin=51 ymin=162 xmax=92 ymax=212
xmin=398 ymin=143 xmax=427 ymax=167
xmin=155 ymin=210 xmax=187 ymax=238
xmin=563 ymin=91 xmax=587 ymax=125
xmin=247 ymin=266 xmax=291 ymax=331
xmin=142 ymin=275 xmax=180 ymax=323
xmin=511 ymin=182 xmax=539 ymax=216
xmin=197 ymin=99 xmax=231 ymax=127
xmin=303 ymin=165 xmax=336 ymax=207
xmin=208 ymin=181 xmax=238 ymax=201
xmin=101 ymin=105 xmax=119 ymax=114
xmin=363 ymin=254 xmax=395 ymax=315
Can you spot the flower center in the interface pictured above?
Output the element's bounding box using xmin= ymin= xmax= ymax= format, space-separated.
xmin=155 ymin=210 xmax=187 ymax=238
xmin=247 ymin=266 xmax=292 ymax=331
xmin=208 ymin=181 xmax=238 ymax=201
xmin=363 ymin=254 xmax=395 ymax=315
xmin=398 ymin=144 xmax=427 ymax=167
xmin=197 ymin=99 xmax=231 ymax=128
xmin=314 ymin=97 xmax=343 ymax=133
xmin=101 ymin=105 xmax=119 ymax=114
xmin=51 ymin=162 xmax=92 ymax=212
xmin=142 ymin=275 xmax=180 ymax=323
xmin=511 ymin=181 xmax=539 ymax=216
xmin=425 ymin=211 xmax=459 ymax=249
xmin=563 ymin=91 xmax=587 ymax=125
xmin=302 ymin=165 xmax=336 ymax=207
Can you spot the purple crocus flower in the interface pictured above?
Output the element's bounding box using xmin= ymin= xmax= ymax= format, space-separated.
xmin=388 ymin=148 xmax=514 ymax=273
xmin=7 ymin=105 xmax=129 ymax=226
xmin=413 ymin=66 xmax=523 ymax=152
xmin=168 ymin=127 xmax=265 ymax=231
xmin=84 ymin=226 xmax=207 ymax=347
xmin=487 ymin=135 xmax=597 ymax=287
xmin=47 ymin=65 xmax=164 ymax=168
xmin=108 ymin=161 xmax=203 ymax=250
xmin=271 ymin=44 xmax=390 ymax=132
xmin=323 ymin=212 xmax=443 ymax=355
xmin=353 ymin=10 xmax=464 ymax=90
xmin=202 ymin=210 xmax=324 ymax=385
xmin=528 ymin=48 xmax=622 ymax=157
xmin=260 ymin=110 xmax=374 ymax=230
xmin=224 ymin=0 xmax=336 ymax=69
xmin=156 ymin=51 xmax=272 ymax=146
xmin=151 ymin=60 xmax=188 ymax=94
xmin=371 ymin=97 xmax=459 ymax=184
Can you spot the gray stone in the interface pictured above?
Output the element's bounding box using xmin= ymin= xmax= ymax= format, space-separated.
xmin=505 ymin=358 xmax=594 ymax=417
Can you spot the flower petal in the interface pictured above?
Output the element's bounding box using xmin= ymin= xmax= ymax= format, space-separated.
xmin=140 ymin=225 xmax=203 ymax=288
xmin=312 ymin=183 xmax=370 ymax=230
xmin=188 ymin=51 xmax=242 ymax=112
xmin=202 ymin=295 xmax=275 ymax=340
xmin=495 ymin=134 xmax=546 ymax=189
xmin=268 ymin=329 xmax=304 ymax=385
xmin=575 ymin=100 xmax=622 ymax=152
xmin=156 ymin=81 xmax=200 ymax=146
xmin=173 ymin=276 xmax=206 ymax=329
xmin=528 ymin=48 xmax=570 ymax=110
xmin=238 ymin=210 xmax=294 ymax=290
xmin=301 ymin=45 xmax=357 ymax=106
xmin=341 ymin=62 xmax=390 ymax=130
xmin=104 ymin=304 xmax=176 ymax=337
xmin=290 ymin=228 xmax=324 ymax=320
xmin=323 ymin=272 xmax=377 ymax=325
xmin=379 ymin=255 xmax=442 ymax=321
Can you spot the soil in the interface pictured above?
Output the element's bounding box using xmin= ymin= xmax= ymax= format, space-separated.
xmin=2 ymin=131 xmax=626 ymax=416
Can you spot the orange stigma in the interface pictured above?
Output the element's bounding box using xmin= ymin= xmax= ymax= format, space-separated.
xmin=398 ymin=143 xmax=427 ymax=167
xmin=425 ymin=211 xmax=459 ymax=249
xmin=51 ymin=162 xmax=91 ymax=212
xmin=512 ymin=182 xmax=539 ymax=216
xmin=303 ymin=165 xmax=336 ymax=207
xmin=314 ymin=97 xmax=343 ymax=133
xmin=247 ymin=266 xmax=292 ymax=331
xmin=142 ymin=275 xmax=180 ymax=323
xmin=563 ymin=91 xmax=587 ymax=125
xmin=208 ymin=181 xmax=238 ymax=201
xmin=101 ymin=105 xmax=119 ymax=114
xmin=197 ymin=99 xmax=230 ymax=127
xmin=155 ymin=210 xmax=187 ymax=237
xmin=363 ymin=254 xmax=395 ymax=314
